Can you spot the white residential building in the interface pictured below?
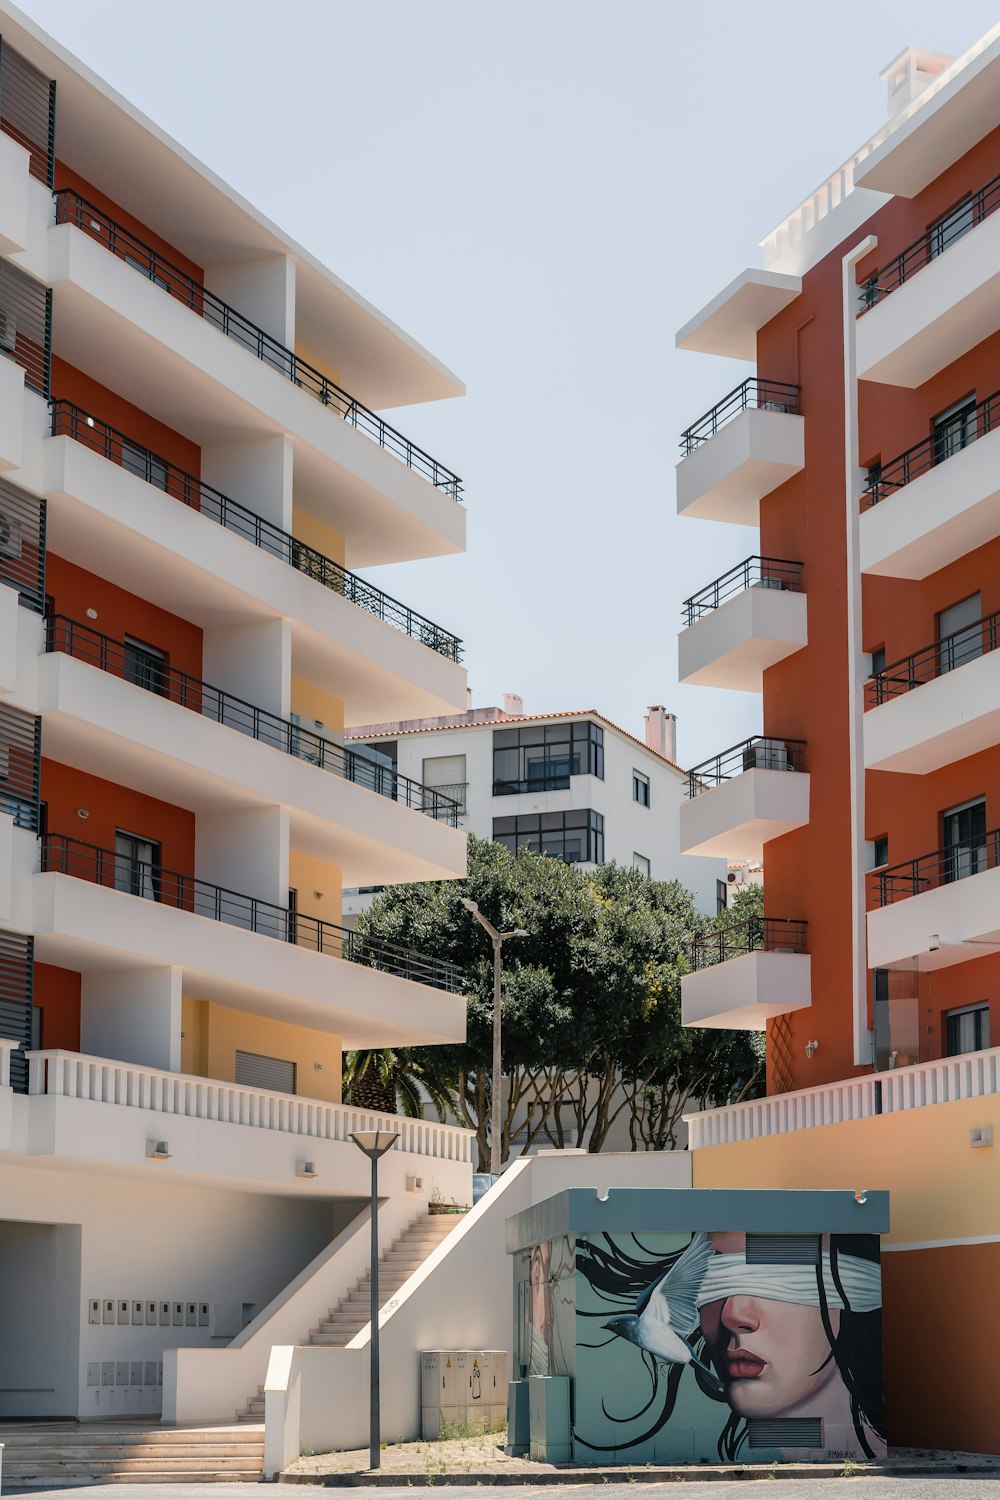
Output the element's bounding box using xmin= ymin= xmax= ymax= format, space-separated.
xmin=345 ymin=698 xmax=727 ymax=917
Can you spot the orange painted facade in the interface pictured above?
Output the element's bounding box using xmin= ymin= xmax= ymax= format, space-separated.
xmin=51 ymin=356 xmax=201 ymax=476
xmin=53 ymin=162 xmax=204 ymax=285
xmin=754 ymin=112 xmax=1000 ymax=1092
xmin=45 ymin=555 xmax=203 ymax=679
xmin=32 ymin=961 xmax=81 ymax=1052
xmin=40 ymin=760 xmax=196 ymax=877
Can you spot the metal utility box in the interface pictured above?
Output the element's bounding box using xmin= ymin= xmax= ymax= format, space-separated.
xmin=421 ymin=1349 xmax=508 ymax=1439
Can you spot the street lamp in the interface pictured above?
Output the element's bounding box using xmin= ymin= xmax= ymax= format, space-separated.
xmin=350 ymin=1128 xmax=400 ymax=1470
xmin=460 ymin=897 xmax=528 ymax=1176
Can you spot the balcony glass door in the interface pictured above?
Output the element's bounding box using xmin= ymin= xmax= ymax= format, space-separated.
xmin=938 ymin=592 xmax=982 ymax=675
xmin=114 ymin=830 xmax=160 ymax=899
xmin=943 ymin=798 xmax=987 ymax=884
xmin=124 ymin=636 xmax=167 ymax=695
xmin=933 ymin=395 xmax=977 ymax=467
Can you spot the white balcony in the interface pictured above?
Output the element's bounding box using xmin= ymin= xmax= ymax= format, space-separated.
xmin=864 ymin=649 xmax=1000 ymax=775
xmin=45 ymin=221 xmax=464 ymax=566
xmin=867 ymin=856 xmax=1000 ymax=972
xmin=678 ymin=569 xmax=807 ymax=691
xmin=860 ymin=422 xmax=1000 ymax=579
xmin=675 ymin=269 xmax=802 ymax=361
xmin=33 ymin=650 xmax=466 ymax=889
xmin=18 ymin=1051 xmax=473 ymax=1198
xmin=679 ymin=742 xmax=809 ymax=859
xmin=677 ymin=402 xmax=804 ymax=526
xmin=682 ymin=951 xmax=812 ymax=1031
xmin=856 ymin=207 xmax=1000 ymax=389
xmin=41 ymin=434 xmax=466 ymax=724
xmin=29 ymin=868 xmax=466 ymax=1049
xmin=0 ymin=130 xmax=31 ymax=256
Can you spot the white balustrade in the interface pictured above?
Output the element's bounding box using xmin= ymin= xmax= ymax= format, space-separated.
xmin=685 ymin=1043 xmax=1000 ymax=1150
xmin=25 ymin=1050 xmax=473 ymax=1164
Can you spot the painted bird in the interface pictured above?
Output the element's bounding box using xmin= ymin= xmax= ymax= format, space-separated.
xmin=601 ymin=1232 xmax=723 ymax=1390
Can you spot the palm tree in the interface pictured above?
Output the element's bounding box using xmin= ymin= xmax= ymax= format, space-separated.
xmin=343 ymin=1048 xmax=457 ymax=1120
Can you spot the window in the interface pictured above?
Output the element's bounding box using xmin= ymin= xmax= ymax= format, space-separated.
xmin=114 ymin=829 xmax=160 ymax=900
xmin=422 ymin=754 xmax=467 ymax=814
xmin=716 ymin=878 xmax=728 ymax=915
xmin=946 ymin=1002 xmax=990 ymax=1058
xmin=942 ymin=797 xmax=987 ymax=883
xmin=870 ymin=646 xmax=886 ymax=676
xmin=938 ymin=592 xmax=982 ymax=674
xmin=493 ymin=720 xmax=603 ymax=795
xmin=493 ymin=809 xmax=604 ymax=865
xmin=632 ymin=770 xmax=650 ymax=807
xmin=124 ymin=636 xmax=167 ymax=696
xmin=872 ymin=836 xmax=889 ymax=869
xmin=933 ymin=394 xmax=977 ymax=467
xmin=929 ymin=196 xmax=974 ymax=261
xmin=121 ymin=439 xmax=168 ymax=492
xmin=235 ymin=1049 xmax=297 ymax=1094
xmin=633 ymin=853 xmax=650 ymax=879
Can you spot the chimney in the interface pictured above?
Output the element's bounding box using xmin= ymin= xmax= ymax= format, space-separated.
xmin=503 ymin=692 xmax=524 ymax=717
xmin=644 ymin=705 xmax=677 ymax=763
xmin=880 ymin=45 xmax=952 ymax=120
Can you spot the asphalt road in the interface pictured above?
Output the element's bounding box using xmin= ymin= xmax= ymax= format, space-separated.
xmin=11 ymin=1482 xmax=1000 ymax=1499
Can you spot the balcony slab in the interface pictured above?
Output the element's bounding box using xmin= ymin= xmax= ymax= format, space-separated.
xmin=679 ymin=767 xmax=810 ymax=859
xmin=864 ymin=652 xmax=1000 ymax=774
xmin=682 ymin=950 xmax=812 ymax=1030
xmin=678 ymin=586 xmax=808 ymax=691
xmin=868 ymin=862 xmax=1000 ymax=971
xmin=676 ymin=407 xmax=804 ymax=525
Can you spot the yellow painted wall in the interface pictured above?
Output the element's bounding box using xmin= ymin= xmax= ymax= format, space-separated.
xmin=289 ymin=677 xmax=345 ymax=739
xmin=180 ymin=998 xmax=342 ymax=1103
xmin=289 ymin=850 xmax=343 ymax=930
xmin=692 ymin=1095 xmax=1000 ymax=1244
xmin=291 ymin=506 xmax=346 ymax=569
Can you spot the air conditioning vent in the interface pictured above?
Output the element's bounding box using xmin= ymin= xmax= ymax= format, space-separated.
xmin=0 ymin=310 xmax=16 ymax=354
xmin=0 ymin=510 xmax=22 ymax=559
xmin=747 ymin=1417 xmax=822 ymax=1450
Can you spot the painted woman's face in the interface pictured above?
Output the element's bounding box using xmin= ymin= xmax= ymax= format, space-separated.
xmin=700 ymin=1294 xmax=841 ymax=1418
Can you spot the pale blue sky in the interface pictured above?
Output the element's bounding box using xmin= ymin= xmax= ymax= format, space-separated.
xmin=18 ymin=0 xmax=1000 ymax=766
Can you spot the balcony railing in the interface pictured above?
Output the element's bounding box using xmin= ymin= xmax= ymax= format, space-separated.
xmin=423 ymin=781 xmax=468 ymax=815
xmin=679 ymin=379 xmax=800 ymax=457
xmin=49 ymin=400 xmax=462 ymax=662
xmin=681 ymin=556 xmax=803 ymax=627
xmin=861 ymin=387 xmax=1000 ymax=509
xmin=685 ymin=736 xmax=806 ymax=800
xmin=687 ymin=916 xmax=807 ymax=971
xmin=858 ymin=165 xmax=1000 ymax=314
xmin=39 ymin=833 xmax=465 ymax=994
xmin=492 ymin=775 xmax=571 ymax=797
xmin=865 ymin=608 xmax=1000 ymax=708
xmin=44 ymin=616 xmax=460 ymax=827
xmin=52 ymin=190 xmax=462 ymax=501
xmin=869 ymin=831 xmax=1000 ymax=908
xmin=25 ymin=1051 xmax=474 ymax=1163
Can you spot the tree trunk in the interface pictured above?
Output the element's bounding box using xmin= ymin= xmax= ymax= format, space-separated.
xmin=347 ymin=1067 xmax=397 ymax=1115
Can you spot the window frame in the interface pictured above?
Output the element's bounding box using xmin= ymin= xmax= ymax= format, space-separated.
xmin=632 ymin=769 xmax=651 ymax=808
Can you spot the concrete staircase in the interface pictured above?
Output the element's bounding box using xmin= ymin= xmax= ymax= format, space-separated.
xmin=0 ymin=1421 xmax=264 ymax=1485
xmin=237 ymin=1213 xmax=458 ymax=1422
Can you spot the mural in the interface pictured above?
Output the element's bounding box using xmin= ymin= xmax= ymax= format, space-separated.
xmin=572 ymin=1229 xmax=885 ymax=1463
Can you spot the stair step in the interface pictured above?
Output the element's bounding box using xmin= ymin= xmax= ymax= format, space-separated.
xmin=1 ymin=1445 xmax=263 ymax=1460
xmin=0 ymin=1430 xmax=263 ymax=1447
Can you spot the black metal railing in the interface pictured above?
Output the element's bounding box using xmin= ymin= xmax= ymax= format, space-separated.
xmin=0 ymin=475 xmax=46 ymax=613
xmin=0 ymin=700 xmax=41 ymax=832
xmin=49 ymin=401 xmax=463 ymax=662
xmin=685 ymin=736 xmax=806 ymax=800
xmin=423 ymin=782 xmax=468 ymax=815
xmin=687 ymin=916 xmax=807 ymax=971
xmin=680 ymin=379 xmax=800 ymax=456
xmin=0 ymin=39 xmax=55 ymax=188
xmin=0 ymin=258 xmax=51 ymax=397
xmin=869 ymin=831 xmax=1000 ymax=908
xmin=39 ymin=833 xmax=465 ymax=994
xmin=45 ymin=617 xmax=460 ymax=826
xmin=681 ymin=556 xmax=803 ymax=626
xmin=0 ymin=929 xmax=34 ymax=1095
xmin=865 ymin=608 xmax=1000 ymax=708
xmin=862 ymin=387 xmax=1000 ymax=509
xmin=492 ymin=775 xmax=571 ymax=797
xmin=858 ymin=168 xmax=1000 ymax=314
xmin=53 ymin=190 xmax=462 ymax=500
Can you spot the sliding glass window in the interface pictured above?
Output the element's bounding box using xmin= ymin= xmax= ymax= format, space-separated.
xmin=493 ymin=809 xmax=604 ymax=865
xmin=493 ymin=720 xmax=604 ymax=795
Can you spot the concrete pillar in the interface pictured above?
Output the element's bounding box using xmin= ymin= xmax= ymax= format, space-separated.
xmin=200 ymin=434 xmax=293 ymax=532
xmin=196 ymin=805 xmax=289 ymax=911
xmin=202 ymin=617 xmax=291 ymax=718
xmin=203 ymin=255 xmax=295 ymax=347
xmin=81 ymin=965 xmax=182 ymax=1071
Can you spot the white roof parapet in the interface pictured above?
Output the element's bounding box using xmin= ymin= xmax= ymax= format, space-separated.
xmin=675 ymin=269 xmax=802 ymax=362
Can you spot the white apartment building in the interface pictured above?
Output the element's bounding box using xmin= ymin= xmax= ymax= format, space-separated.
xmin=345 ymin=697 xmax=727 ymax=916
xmin=0 ymin=1 xmax=476 ymax=1441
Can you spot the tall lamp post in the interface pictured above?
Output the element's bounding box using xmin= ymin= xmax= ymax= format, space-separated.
xmin=460 ymin=897 xmax=528 ymax=1176
xmin=350 ymin=1128 xmax=400 ymax=1471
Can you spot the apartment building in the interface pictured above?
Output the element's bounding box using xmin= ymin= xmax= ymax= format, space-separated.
xmin=344 ymin=697 xmax=727 ymax=917
xmin=0 ymin=4 xmax=475 ymax=1426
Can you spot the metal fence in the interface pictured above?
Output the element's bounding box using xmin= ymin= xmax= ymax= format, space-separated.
xmin=687 ymin=916 xmax=808 ymax=971
xmin=685 ymin=736 xmax=806 ymax=799
xmin=682 ymin=556 xmax=803 ymax=626
xmin=680 ymin=380 xmax=800 ymax=455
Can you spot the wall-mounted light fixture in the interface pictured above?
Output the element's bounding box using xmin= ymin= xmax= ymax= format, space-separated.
xmin=145 ymin=1139 xmax=171 ymax=1160
xmin=313 ymin=890 xmax=324 ymax=901
xmin=296 ymin=1160 xmax=318 ymax=1179
xmin=85 ymin=607 xmax=98 ymax=620
xmin=805 ymin=1039 xmax=819 ymax=1059
xmin=77 ymin=808 xmax=90 ymax=820
xmin=970 ymin=1125 xmax=994 ymax=1149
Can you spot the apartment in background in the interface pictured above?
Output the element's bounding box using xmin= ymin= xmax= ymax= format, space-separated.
xmin=676 ymin=23 xmax=1000 ymax=1455
xmin=344 ymin=696 xmax=727 ymax=920
xmin=0 ymin=2 xmax=475 ymax=1431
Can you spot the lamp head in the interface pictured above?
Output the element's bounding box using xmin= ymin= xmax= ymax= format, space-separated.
xmin=350 ymin=1129 xmax=400 ymax=1161
xmin=460 ymin=897 xmax=479 ymax=915
xmin=511 ymin=928 xmax=529 ymax=939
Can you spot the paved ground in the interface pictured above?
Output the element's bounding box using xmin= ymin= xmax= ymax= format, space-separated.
xmin=11 ymin=1484 xmax=1000 ymax=1499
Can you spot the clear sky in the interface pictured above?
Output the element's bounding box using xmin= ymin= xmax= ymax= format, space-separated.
xmin=17 ymin=0 xmax=1000 ymax=766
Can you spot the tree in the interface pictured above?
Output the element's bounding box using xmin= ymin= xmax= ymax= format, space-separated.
xmin=343 ymin=1047 xmax=458 ymax=1118
xmin=352 ymin=836 xmax=762 ymax=1168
